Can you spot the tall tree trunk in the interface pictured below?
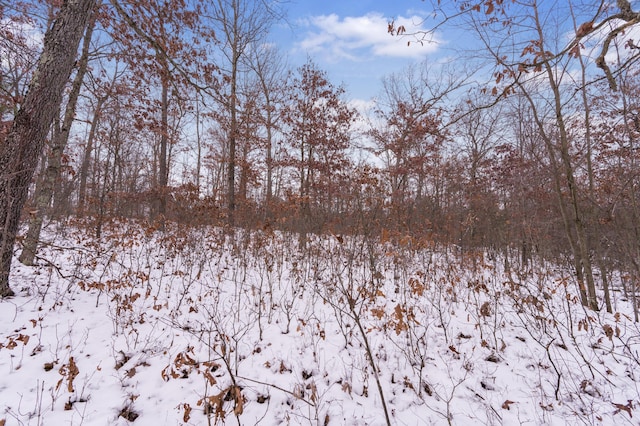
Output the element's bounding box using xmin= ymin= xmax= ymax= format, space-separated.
xmin=158 ymin=71 xmax=169 ymax=220
xmin=571 ymin=5 xmax=612 ymax=312
xmin=265 ymin=104 xmax=273 ymax=207
xmin=77 ymin=95 xmax=105 ymax=215
xmin=213 ymin=0 xmax=281 ymax=225
xmin=227 ymin=54 xmax=238 ymax=226
xmin=19 ymin=7 xmax=98 ymax=266
xmin=0 ymin=0 xmax=96 ymax=297
xmin=238 ymin=138 xmax=248 ymax=206
xmin=532 ymin=5 xmax=598 ymax=310
xmin=195 ymin=96 xmax=202 ymax=191
xmin=247 ymin=46 xmax=284 ymax=220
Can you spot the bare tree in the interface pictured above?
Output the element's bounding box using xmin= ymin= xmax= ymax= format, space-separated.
xmin=208 ymin=0 xmax=284 ymax=225
xmin=19 ymin=2 xmax=99 ymax=265
xmin=454 ymin=93 xmax=505 ymax=250
xmin=0 ymin=0 xmax=97 ymax=297
xmin=77 ymin=61 xmax=123 ymax=215
xmin=368 ymin=62 xmax=460 ymax=232
xmin=246 ymin=44 xmax=288 ymax=216
xmin=469 ymin=2 xmax=599 ymax=309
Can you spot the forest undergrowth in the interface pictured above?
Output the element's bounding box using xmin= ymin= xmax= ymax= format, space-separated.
xmin=1 ymin=218 xmax=639 ymax=425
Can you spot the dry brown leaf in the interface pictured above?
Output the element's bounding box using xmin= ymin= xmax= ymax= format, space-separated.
xmin=502 ymin=400 xmax=515 ymax=410
xmin=233 ymin=386 xmax=244 ymax=415
xmin=182 ymin=403 xmax=192 ymax=422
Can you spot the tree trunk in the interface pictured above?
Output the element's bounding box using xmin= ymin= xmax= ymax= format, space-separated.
xmin=77 ymin=95 xmax=105 ymax=215
xmin=238 ymin=138 xmax=248 ymax=206
xmin=158 ymin=71 xmax=169 ymax=220
xmin=195 ymin=96 xmax=202 ymax=190
xmin=575 ymin=36 xmax=612 ymax=312
xmin=532 ymin=5 xmax=598 ymax=310
xmin=227 ymin=55 xmax=238 ymax=226
xmin=0 ymin=0 xmax=96 ymax=298
xmin=19 ymin=7 xmax=98 ymax=266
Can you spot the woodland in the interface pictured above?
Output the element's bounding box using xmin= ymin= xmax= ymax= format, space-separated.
xmin=1 ymin=0 xmax=640 ymax=425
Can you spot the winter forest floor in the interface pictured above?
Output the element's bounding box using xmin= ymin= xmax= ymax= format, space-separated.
xmin=1 ymin=219 xmax=639 ymax=425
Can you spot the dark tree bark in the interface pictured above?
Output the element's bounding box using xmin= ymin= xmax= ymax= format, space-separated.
xmin=0 ymin=0 xmax=96 ymax=297
xmin=19 ymin=5 xmax=98 ymax=266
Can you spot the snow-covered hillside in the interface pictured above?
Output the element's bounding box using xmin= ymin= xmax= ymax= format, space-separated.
xmin=1 ymin=221 xmax=638 ymax=425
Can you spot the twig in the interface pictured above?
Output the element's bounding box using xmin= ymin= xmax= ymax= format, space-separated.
xmin=234 ymin=375 xmax=314 ymax=406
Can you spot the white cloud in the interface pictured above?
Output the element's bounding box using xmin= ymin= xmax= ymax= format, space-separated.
xmin=295 ymin=13 xmax=440 ymax=61
xmin=348 ymin=97 xmax=376 ymax=113
xmin=348 ymin=97 xmax=375 ymax=133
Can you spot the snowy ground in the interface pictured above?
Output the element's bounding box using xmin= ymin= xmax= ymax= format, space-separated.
xmin=1 ymin=220 xmax=639 ymax=425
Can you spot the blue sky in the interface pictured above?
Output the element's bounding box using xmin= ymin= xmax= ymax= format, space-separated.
xmin=270 ymin=0 xmax=445 ymax=101
xmin=268 ymin=1 xmax=640 ymax=104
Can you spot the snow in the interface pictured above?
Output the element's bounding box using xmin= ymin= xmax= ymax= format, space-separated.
xmin=1 ymin=220 xmax=639 ymax=425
